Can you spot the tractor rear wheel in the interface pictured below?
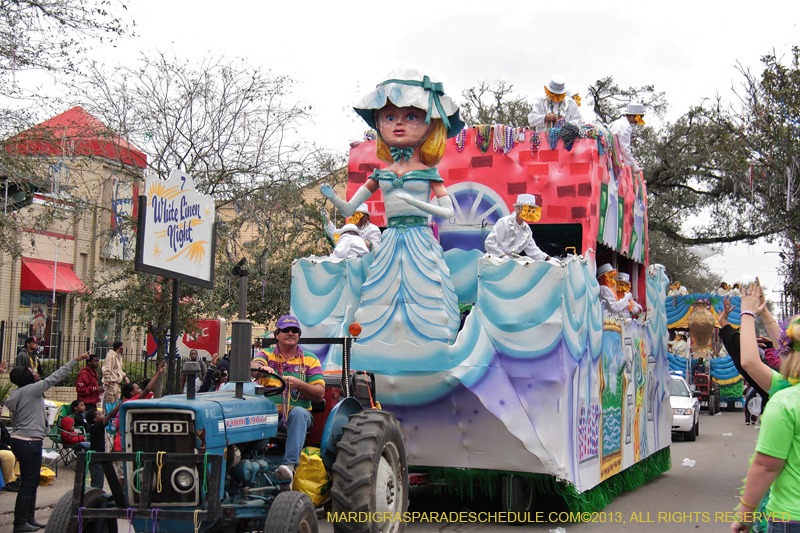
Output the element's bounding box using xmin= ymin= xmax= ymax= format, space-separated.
xmin=263 ymin=491 xmax=318 ymax=533
xmin=330 ymin=410 xmax=408 ymax=533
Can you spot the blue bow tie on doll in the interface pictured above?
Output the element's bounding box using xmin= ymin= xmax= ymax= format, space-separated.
xmin=390 ymin=146 xmax=413 ymax=162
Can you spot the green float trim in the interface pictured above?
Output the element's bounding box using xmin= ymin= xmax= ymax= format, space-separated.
xmin=413 ymin=446 xmax=671 ymax=515
xmin=719 ymin=381 xmax=744 ymax=399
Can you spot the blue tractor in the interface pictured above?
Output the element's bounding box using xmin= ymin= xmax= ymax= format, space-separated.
xmin=44 ymin=334 xmax=408 ymax=533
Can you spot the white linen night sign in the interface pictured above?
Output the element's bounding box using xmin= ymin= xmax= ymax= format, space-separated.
xmin=140 ymin=170 xmax=215 ymax=283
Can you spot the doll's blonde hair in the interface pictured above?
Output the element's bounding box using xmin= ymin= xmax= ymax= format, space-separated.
xmin=376 ymin=118 xmax=447 ymax=167
xmin=780 ymin=314 xmax=800 ymax=380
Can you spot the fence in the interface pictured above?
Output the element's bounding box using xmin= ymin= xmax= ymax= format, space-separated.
xmin=0 ymin=321 xmax=157 ymax=388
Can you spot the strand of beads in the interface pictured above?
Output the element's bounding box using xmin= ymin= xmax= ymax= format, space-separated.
xmin=455 ymin=128 xmax=467 ymax=152
xmin=476 ymin=125 xmax=491 ymax=153
xmin=504 ymin=125 xmax=514 ymax=154
xmin=530 ymin=130 xmax=541 ymax=155
xmin=493 ymin=124 xmax=504 ymax=153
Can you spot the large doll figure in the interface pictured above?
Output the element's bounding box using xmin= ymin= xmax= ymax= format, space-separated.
xmin=320 ymin=69 xmax=464 ymax=345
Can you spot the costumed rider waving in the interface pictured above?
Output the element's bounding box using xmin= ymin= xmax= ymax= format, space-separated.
xmin=322 ymin=202 xmax=382 ymax=251
xmin=616 ymin=272 xmax=642 ymax=318
xmin=484 ymin=194 xmax=559 ymax=264
xmin=597 ymin=263 xmax=633 ymax=315
xmin=527 ymin=75 xmax=583 ymax=133
xmin=609 ymin=102 xmax=645 ymax=173
xmin=330 ymin=223 xmax=370 ymax=260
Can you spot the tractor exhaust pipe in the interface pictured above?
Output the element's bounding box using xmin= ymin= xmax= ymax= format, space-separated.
xmin=230 ymin=258 xmax=252 ymax=399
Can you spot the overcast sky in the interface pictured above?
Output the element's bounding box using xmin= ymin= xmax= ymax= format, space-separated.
xmin=83 ymin=0 xmax=800 ymax=306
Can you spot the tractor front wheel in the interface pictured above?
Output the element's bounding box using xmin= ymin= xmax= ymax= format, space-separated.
xmin=44 ymin=489 xmax=117 ymax=533
xmin=330 ymin=410 xmax=408 ymax=533
xmin=263 ymin=491 xmax=318 ymax=533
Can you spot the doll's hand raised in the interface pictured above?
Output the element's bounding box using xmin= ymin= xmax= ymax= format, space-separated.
xmin=395 ymin=192 xmax=412 ymax=203
xmin=320 ymin=184 xmax=335 ymax=199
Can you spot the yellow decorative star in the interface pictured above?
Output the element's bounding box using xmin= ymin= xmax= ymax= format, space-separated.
xmin=204 ymin=204 xmax=211 ymax=216
xmin=152 ymin=243 xmax=162 ymax=259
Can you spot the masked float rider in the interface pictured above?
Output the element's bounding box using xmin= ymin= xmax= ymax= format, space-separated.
xmin=609 ymin=102 xmax=645 ymax=173
xmin=597 ymin=263 xmax=633 ymax=315
xmin=330 ymin=223 xmax=370 ymax=260
xmin=484 ymin=194 xmax=557 ymax=263
xmin=527 ymin=75 xmax=583 ymax=133
xmin=323 ymin=202 xmax=382 ymax=252
xmin=616 ymin=272 xmax=642 ymax=318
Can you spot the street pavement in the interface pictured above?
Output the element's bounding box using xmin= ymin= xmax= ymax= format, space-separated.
xmin=0 ymin=410 xmax=755 ymax=533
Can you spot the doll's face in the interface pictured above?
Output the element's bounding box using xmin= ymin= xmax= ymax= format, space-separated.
xmin=376 ymin=105 xmax=431 ymax=148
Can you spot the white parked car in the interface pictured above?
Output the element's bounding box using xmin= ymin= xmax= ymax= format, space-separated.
xmin=670 ymin=375 xmax=700 ymax=441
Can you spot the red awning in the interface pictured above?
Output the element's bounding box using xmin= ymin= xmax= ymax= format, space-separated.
xmin=20 ymin=261 xmax=85 ymax=293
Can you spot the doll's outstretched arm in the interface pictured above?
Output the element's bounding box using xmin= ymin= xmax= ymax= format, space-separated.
xmin=395 ymin=193 xmax=454 ymax=219
xmin=320 ymin=183 xmax=376 ymax=217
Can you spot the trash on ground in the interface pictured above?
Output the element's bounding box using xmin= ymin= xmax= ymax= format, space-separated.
xmin=723 ymin=432 xmax=733 ymax=436
xmin=681 ymin=458 xmax=696 ymax=467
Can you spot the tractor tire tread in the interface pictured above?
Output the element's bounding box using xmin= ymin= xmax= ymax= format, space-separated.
xmin=330 ymin=410 xmax=408 ymax=533
xmin=44 ymin=489 xmax=116 ymax=533
xmin=262 ymin=491 xmax=318 ymax=533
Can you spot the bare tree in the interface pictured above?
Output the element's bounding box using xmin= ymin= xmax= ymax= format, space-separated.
xmin=74 ymin=53 xmax=343 ymax=369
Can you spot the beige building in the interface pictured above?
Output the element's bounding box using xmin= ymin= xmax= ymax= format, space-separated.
xmin=1 ymin=106 xmax=146 ymax=363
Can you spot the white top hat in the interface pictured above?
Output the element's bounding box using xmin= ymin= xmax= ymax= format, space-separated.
xmin=336 ymin=224 xmax=361 ymax=236
xmin=546 ymin=75 xmax=567 ymax=95
xmin=513 ymin=194 xmax=539 ymax=207
xmin=597 ymin=263 xmax=616 ymax=278
xmin=618 ymin=272 xmax=631 ymax=283
xmin=625 ymin=102 xmax=645 ymax=115
xmin=355 ymin=203 xmax=370 ymax=214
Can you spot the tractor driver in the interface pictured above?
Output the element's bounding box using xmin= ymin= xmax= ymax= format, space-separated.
xmin=251 ymin=315 xmax=324 ymax=485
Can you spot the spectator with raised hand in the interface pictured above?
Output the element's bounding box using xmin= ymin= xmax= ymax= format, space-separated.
xmin=730 ymin=290 xmax=800 ymax=533
xmin=736 ymin=281 xmax=784 ymax=394
xmin=6 ymin=351 xmax=89 ymax=532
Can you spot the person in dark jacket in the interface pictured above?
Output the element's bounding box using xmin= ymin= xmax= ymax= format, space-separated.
xmin=198 ymin=352 xmax=227 ymax=392
xmin=15 ymin=337 xmax=41 ymax=376
xmin=6 ymin=352 xmax=88 ymax=532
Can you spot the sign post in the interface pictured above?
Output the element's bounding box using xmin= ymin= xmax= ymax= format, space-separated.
xmin=135 ymin=170 xmax=216 ymax=394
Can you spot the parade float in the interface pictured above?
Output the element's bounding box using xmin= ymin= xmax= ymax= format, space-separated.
xmin=666 ymin=294 xmax=745 ymax=409
xmin=290 ymin=70 xmax=673 ymax=517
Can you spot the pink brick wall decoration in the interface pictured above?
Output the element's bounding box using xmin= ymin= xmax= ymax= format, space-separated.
xmin=570 ymin=163 xmax=591 ymax=175
xmin=557 ymin=185 xmax=576 ymax=198
xmin=349 ymin=171 xmax=366 ymax=184
xmin=471 ymin=155 xmax=493 ymax=168
xmin=526 ymin=163 xmax=550 ymax=178
xmin=538 ymin=150 xmax=559 ymax=163
xmin=508 ymin=182 xmax=528 ymax=195
xmin=548 ymin=205 xmax=567 ymax=218
xmin=449 ymin=168 xmax=469 ymax=182
xmin=571 ymin=206 xmax=587 ymax=219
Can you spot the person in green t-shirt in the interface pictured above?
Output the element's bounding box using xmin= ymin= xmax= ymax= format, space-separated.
xmin=731 ymin=281 xmax=800 ymax=533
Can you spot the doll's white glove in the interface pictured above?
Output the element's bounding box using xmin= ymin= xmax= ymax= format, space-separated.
xmin=395 ymin=194 xmax=454 ymax=219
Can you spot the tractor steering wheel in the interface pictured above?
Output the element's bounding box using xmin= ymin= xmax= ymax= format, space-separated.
xmin=250 ymin=367 xmax=287 ymax=397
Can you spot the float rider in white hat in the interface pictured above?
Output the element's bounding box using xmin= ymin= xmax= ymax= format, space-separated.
xmin=330 ymin=223 xmax=371 ymax=260
xmin=616 ymin=271 xmax=642 ymax=318
xmin=322 ymin=202 xmax=382 ymax=251
xmin=609 ymin=102 xmax=646 ymax=173
xmin=597 ymin=263 xmax=633 ymax=315
xmin=528 ymin=75 xmax=583 ymax=133
xmin=484 ymin=194 xmax=557 ymax=263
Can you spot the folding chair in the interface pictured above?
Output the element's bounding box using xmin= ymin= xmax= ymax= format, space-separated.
xmin=47 ymin=408 xmax=87 ymax=471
